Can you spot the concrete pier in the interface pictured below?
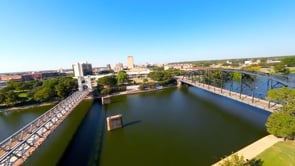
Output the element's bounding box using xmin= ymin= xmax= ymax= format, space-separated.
xmin=177 ymin=80 xmax=182 ymax=88
xmin=106 ymin=114 xmax=123 ymax=131
xmin=102 ymin=96 xmax=111 ymax=104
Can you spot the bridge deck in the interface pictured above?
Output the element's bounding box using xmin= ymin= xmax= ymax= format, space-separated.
xmin=0 ymin=90 xmax=89 ymax=166
xmin=180 ymin=79 xmax=281 ymax=113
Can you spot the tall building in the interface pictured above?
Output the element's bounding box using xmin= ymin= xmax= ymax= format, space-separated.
xmin=114 ymin=63 xmax=124 ymax=72
xmin=127 ymin=56 xmax=134 ymax=69
xmin=106 ymin=64 xmax=111 ymax=70
xmin=72 ymin=62 xmax=93 ymax=77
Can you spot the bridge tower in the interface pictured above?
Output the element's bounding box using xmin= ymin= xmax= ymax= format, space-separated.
xmin=77 ymin=76 xmax=93 ymax=91
xmin=84 ymin=76 xmax=93 ymax=90
xmin=78 ymin=76 xmax=83 ymax=91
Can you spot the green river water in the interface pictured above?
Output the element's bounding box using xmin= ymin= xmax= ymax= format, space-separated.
xmin=0 ymin=87 xmax=268 ymax=165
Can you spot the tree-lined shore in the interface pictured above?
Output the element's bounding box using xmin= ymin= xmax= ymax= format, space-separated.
xmin=0 ymin=77 xmax=77 ymax=109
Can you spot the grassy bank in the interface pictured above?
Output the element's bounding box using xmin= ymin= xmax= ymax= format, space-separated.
xmin=0 ymin=101 xmax=58 ymax=112
xmin=256 ymin=141 xmax=295 ymax=166
xmin=23 ymin=99 xmax=94 ymax=166
xmin=290 ymin=68 xmax=295 ymax=73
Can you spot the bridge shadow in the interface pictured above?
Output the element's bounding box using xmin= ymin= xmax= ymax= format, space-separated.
xmin=123 ymin=120 xmax=142 ymax=128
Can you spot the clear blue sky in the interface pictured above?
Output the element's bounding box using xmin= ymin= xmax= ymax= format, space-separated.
xmin=1 ymin=0 xmax=295 ymax=73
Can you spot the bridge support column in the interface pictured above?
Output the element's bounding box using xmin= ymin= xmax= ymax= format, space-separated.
xmin=267 ymin=78 xmax=272 ymax=108
xmin=102 ymin=96 xmax=111 ymax=104
xmin=78 ymin=77 xmax=83 ymax=91
xmin=239 ymin=73 xmax=243 ymax=99
xmin=177 ymin=80 xmax=182 ymax=87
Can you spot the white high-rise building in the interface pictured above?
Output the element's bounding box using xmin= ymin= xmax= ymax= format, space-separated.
xmin=72 ymin=62 xmax=93 ymax=77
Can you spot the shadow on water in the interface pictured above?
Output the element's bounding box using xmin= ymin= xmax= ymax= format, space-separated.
xmin=123 ymin=120 xmax=141 ymax=128
xmin=89 ymin=100 xmax=106 ymax=166
xmin=183 ymin=86 xmax=270 ymax=130
xmin=58 ymin=98 xmax=106 ymax=166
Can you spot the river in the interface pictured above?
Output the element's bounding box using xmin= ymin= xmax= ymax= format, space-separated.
xmin=0 ymin=105 xmax=52 ymax=141
xmin=0 ymin=86 xmax=270 ymax=165
xmin=99 ymin=87 xmax=268 ymax=165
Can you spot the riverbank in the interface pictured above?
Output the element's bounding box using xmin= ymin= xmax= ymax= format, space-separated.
xmin=108 ymin=86 xmax=176 ymax=97
xmin=0 ymin=101 xmax=57 ymax=113
xmin=0 ymin=86 xmax=164 ymax=112
xmin=256 ymin=140 xmax=295 ymax=165
xmin=212 ymin=135 xmax=282 ymax=166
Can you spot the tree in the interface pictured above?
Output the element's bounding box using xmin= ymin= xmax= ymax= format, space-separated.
xmin=0 ymin=86 xmax=13 ymax=93
xmin=4 ymin=91 xmax=19 ymax=105
xmin=219 ymin=154 xmax=263 ymax=166
xmin=242 ymin=65 xmax=261 ymax=71
xmin=266 ymin=111 xmax=295 ymax=139
xmin=33 ymin=87 xmax=55 ymax=102
xmin=117 ymin=71 xmax=128 ymax=85
xmin=163 ymin=71 xmax=172 ymax=80
xmin=0 ymin=93 xmax=6 ymax=104
xmin=43 ymin=78 xmax=59 ymax=89
xmin=6 ymin=80 xmax=24 ymax=91
xmin=143 ymin=78 xmax=148 ymax=84
xmin=232 ymin=72 xmax=241 ymax=82
xmin=267 ymin=87 xmax=295 ymax=105
xmin=55 ymin=77 xmax=77 ymax=98
xmin=100 ymin=88 xmax=111 ymax=95
xmin=148 ymin=71 xmax=165 ymax=81
xmin=273 ymin=63 xmax=290 ymax=75
xmin=219 ymin=154 xmax=246 ymax=166
xmin=97 ymin=76 xmax=117 ymax=87
xmin=281 ymin=56 xmax=295 ymax=67
xmin=266 ymin=88 xmax=295 ymax=139
xmin=23 ymin=80 xmax=42 ymax=90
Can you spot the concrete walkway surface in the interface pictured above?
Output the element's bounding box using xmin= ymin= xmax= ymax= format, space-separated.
xmin=212 ymin=135 xmax=282 ymax=166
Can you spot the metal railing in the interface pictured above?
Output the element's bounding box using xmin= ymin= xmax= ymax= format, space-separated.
xmin=179 ymin=78 xmax=281 ymax=112
xmin=0 ymin=90 xmax=89 ymax=166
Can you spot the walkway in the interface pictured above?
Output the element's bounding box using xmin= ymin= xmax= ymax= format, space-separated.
xmin=0 ymin=90 xmax=89 ymax=166
xmin=180 ymin=79 xmax=281 ymax=113
xmin=212 ymin=135 xmax=282 ymax=166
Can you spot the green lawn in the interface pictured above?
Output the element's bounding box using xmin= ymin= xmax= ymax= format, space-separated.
xmin=256 ymin=141 xmax=295 ymax=166
xmin=18 ymin=92 xmax=28 ymax=98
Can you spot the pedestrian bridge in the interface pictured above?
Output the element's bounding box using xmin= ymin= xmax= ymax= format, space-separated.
xmin=176 ymin=68 xmax=295 ymax=112
xmin=178 ymin=78 xmax=282 ymax=112
xmin=186 ymin=68 xmax=294 ymax=88
xmin=0 ymin=90 xmax=89 ymax=166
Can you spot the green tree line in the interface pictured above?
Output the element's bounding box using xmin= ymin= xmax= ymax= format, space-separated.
xmin=266 ymin=87 xmax=295 ymax=140
xmin=0 ymin=77 xmax=77 ymax=107
xmin=96 ymin=68 xmax=184 ymax=95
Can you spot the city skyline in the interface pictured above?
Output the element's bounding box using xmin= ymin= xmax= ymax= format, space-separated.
xmin=1 ymin=0 xmax=295 ymax=73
